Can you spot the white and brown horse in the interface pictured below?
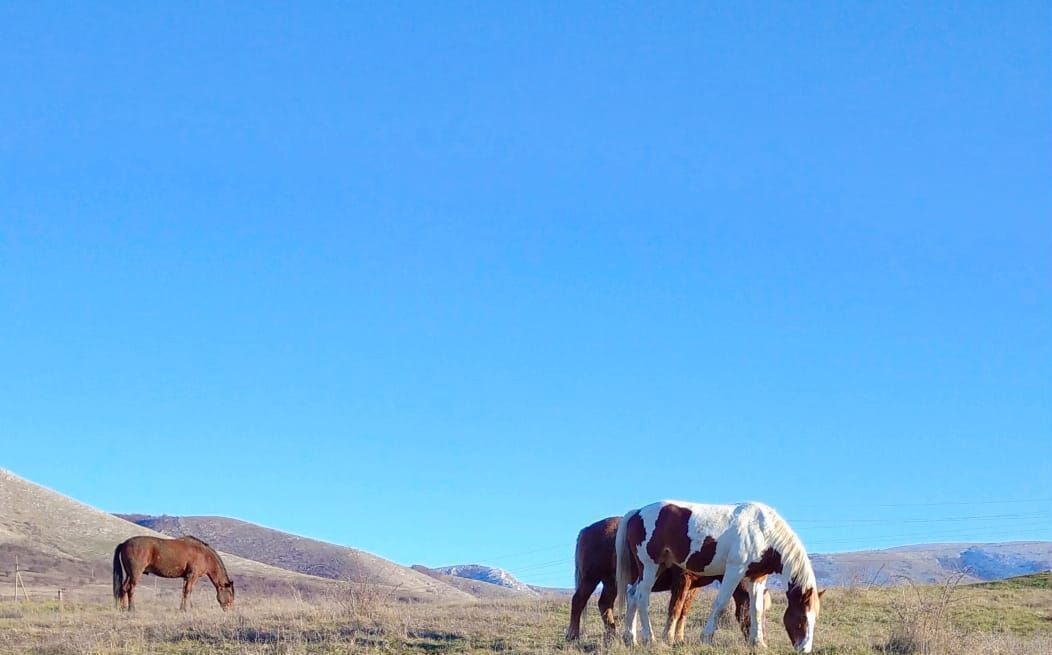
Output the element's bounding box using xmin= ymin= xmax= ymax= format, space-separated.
xmin=616 ymin=501 xmax=824 ymax=652
xmin=566 ymin=515 xmax=766 ymax=642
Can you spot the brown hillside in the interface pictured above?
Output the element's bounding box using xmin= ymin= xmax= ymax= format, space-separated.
xmin=0 ymin=469 xmax=340 ymax=606
xmin=116 ymin=515 xmax=475 ymax=603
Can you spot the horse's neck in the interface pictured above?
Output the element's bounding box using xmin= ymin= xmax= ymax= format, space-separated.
xmin=755 ymin=517 xmax=812 ymax=586
xmin=200 ymin=549 xmax=229 ymax=585
xmin=204 ymin=567 xmax=230 ymax=589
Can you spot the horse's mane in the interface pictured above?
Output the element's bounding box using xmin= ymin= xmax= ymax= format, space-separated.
xmin=750 ymin=503 xmax=816 ymax=589
xmin=182 ymin=535 xmax=230 ymax=580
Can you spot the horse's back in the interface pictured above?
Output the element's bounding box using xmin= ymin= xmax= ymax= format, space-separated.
xmin=636 ymin=500 xmax=736 ymax=535
xmin=118 ymin=535 xmax=163 ymax=553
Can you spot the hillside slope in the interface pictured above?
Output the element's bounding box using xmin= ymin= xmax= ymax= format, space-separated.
xmin=0 ymin=469 xmax=336 ymax=604
xmin=118 ymin=514 xmax=474 ymax=603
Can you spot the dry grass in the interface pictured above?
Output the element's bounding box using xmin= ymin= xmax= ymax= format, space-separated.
xmin=1 ymin=578 xmax=1049 ymax=655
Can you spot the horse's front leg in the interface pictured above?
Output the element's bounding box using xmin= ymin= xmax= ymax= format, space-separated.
xmin=181 ymin=574 xmax=199 ymax=611
xmin=747 ymin=578 xmax=768 ymax=648
xmin=701 ymin=567 xmax=745 ymax=644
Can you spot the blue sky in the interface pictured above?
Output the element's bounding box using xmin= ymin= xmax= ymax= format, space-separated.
xmin=1 ymin=3 xmax=1049 ymax=587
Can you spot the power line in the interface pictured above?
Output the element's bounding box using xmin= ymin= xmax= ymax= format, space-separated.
xmin=511 ymin=558 xmax=572 ymax=574
xmin=808 ymin=520 xmax=1052 ymax=548
xmin=790 ymin=512 xmax=1049 ymax=527
xmin=873 ymin=497 xmax=1052 ymax=508
xmin=481 ymin=503 xmax=1051 ymax=575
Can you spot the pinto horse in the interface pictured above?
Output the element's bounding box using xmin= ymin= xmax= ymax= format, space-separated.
xmin=113 ymin=535 xmax=235 ymax=611
xmin=566 ymin=516 xmax=768 ymax=643
xmin=616 ymin=501 xmax=824 ymax=653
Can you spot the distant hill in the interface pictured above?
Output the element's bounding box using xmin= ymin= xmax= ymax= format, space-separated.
xmin=810 ymin=542 xmax=1052 ymax=587
xmin=432 ymin=564 xmax=539 ymax=596
xmin=0 ymin=469 xmax=336 ymax=604
xmin=410 ymin=565 xmax=532 ymax=599
xmin=973 ymin=570 xmax=1052 ymax=590
xmin=116 ymin=514 xmax=475 ymax=604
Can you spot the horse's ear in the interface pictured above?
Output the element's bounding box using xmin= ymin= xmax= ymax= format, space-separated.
xmin=818 ymin=589 xmax=826 ymax=600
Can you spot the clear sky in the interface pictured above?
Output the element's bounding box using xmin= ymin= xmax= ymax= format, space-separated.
xmin=2 ymin=3 xmax=1049 ymax=587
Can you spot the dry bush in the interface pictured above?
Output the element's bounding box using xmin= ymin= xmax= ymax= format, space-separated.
xmin=882 ymin=572 xmax=968 ymax=654
xmin=332 ymin=550 xmax=405 ymax=623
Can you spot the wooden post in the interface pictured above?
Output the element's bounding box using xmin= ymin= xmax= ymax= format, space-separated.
xmin=14 ymin=555 xmax=30 ymax=601
xmin=57 ymin=589 xmax=64 ymax=612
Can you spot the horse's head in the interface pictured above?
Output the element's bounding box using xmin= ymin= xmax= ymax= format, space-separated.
xmin=217 ymin=579 xmax=235 ymax=610
xmin=784 ymin=583 xmax=824 ymax=652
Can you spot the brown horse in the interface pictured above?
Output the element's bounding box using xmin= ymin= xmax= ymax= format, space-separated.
xmin=113 ymin=535 xmax=235 ymax=611
xmin=566 ymin=516 xmax=767 ymax=642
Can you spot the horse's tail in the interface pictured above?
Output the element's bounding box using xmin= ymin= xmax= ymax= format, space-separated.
xmin=112 ymin=543 xmax=125 ymax=608
xmin=614 ymin=510 xmax=635 ymax=617
xmin=573 ymin=527 xmax=586 ymax=591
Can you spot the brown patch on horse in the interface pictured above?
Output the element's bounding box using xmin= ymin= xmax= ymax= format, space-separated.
xmin=745 ymin=547 xmax=783 ymax=579
xmin=646 ymin=504 xmax=693 ymax=565
xmin=684 ymin=536 xmax=718 ymax=573
xmin=783 ymin=583 xmax=814 ymax=645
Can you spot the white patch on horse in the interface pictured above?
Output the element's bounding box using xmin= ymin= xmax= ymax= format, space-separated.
xmin=799 ymin=608 xmax=816 ymax=653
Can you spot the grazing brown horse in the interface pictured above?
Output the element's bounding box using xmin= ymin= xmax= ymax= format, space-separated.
xmin=566 ymin=516 xmax=767 ymax=642
xmin=113 ymin=535 xmax=235 ymax=611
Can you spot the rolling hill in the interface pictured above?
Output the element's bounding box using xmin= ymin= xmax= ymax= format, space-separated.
xmin=410 ymin=565 xmax=532 ymax=599
xmin=432 ymin=564 xmax=539 ymax=595
xmin=116 ymin=514 xmax=476 ymax=603
xmin=811 ymin=541 xmax=1052 ymax=587
xmin=0 ymin=469 xmax=337 ymax=604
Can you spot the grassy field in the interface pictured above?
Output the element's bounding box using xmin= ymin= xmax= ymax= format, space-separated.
xmin=1 ymin=576 xmax=1049 ymax=655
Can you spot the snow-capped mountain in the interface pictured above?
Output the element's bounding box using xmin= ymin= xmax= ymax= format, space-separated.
xmin=433 ymin=564 xmax=540 ymax=595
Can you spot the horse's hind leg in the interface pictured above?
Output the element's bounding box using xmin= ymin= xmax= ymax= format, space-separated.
xmin=677 ymin=585 xmax=701 ymax=642
xmin=733 ymin=583 xmax=751 ymax=639
xmin=124 ymin=572 xmax=141 ymax=612
xmin=597 ymin=576 xmax=618 ymax=640
xmin=622 ymin=578 xmax=640 ymax=646
xmin=665 ymin=572 xmax=689 ymax=643
xmin=566 ymin=574 xmax=599 ymax=641
xmin=121 ymin=560 xmax=144 ymax=612
xmin=634 ymin=564 xmax=659 ymax=645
